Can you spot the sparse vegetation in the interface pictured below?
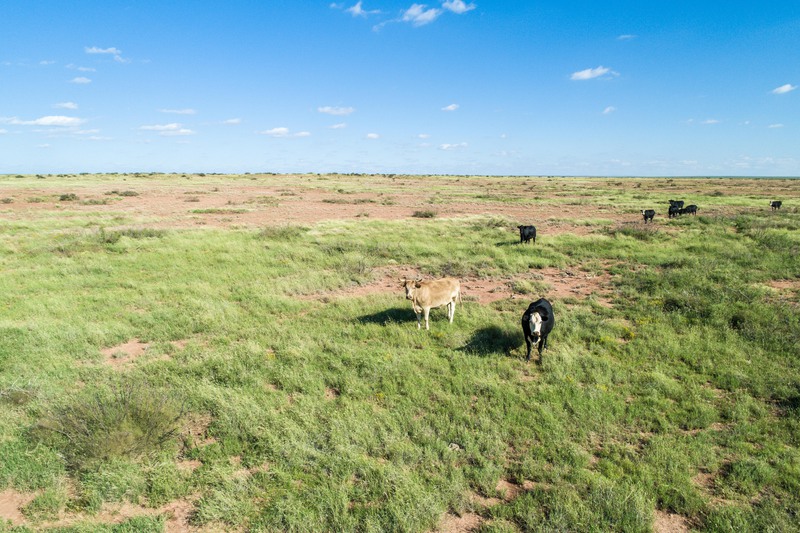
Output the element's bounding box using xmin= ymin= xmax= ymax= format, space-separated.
xmin=0 ymin=173 xmax=798 ymax=531
xmin=412 ymin=209 xmax=438 ymax=218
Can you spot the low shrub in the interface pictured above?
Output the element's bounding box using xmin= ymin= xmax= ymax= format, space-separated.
xmin=412 ymin=209 xmax=437 ymax=218
xmin=59 ymin=193 xmax=79 ymax=201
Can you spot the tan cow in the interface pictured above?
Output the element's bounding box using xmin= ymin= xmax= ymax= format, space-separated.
xmin=400 ymin=277 xmax=461 ymax=330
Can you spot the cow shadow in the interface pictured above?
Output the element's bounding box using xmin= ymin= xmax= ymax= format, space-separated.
xmin=358 ymin=307 xmax=412 ymax=326
xmin=495 ymin=240 xmax=520 ymax=247
xmin=460 ymin=325 xmax=523 ymax=357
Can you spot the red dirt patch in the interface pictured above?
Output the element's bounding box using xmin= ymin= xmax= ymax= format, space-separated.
xmin=434 ymin=512 xmax=484 ymax=533
xmin=653 ymin=510 xmax=690 ymax=533
xmin=0 ymin=489 xmax=37 ymax=526
xmin=495 ymin=479 xmax=523 ymax=501
xmin=100 ymin=339 xmax=150 ymax=367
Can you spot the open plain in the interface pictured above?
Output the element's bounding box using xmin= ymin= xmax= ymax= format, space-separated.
xmin=1 ymin=173 xmax=799 ymax=532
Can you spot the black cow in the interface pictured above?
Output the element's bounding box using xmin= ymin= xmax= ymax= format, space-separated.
xmin=522 ymin=298 xmax=555 ymax=363
xmin=518 ymin=225 xmax=536 ymax=244
xmin=683 ymin=204 xmax=698 ymax=215
xmin=641 ymin=209 xmax=655 ymax=223
xmin=668 ymin=205 xmax=681 ymax=218
xmin=771 ymin=201 xmax=782 ymax=210
xmin=669 ymin=200 xmax=685 ymax=209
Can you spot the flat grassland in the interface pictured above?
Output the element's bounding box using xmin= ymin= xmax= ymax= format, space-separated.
xmin=1 ymin=173 xmax=798 ymax=532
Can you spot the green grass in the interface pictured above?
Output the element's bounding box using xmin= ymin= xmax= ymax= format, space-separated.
xmin=1 ymin=175 xmax=799 ymax=531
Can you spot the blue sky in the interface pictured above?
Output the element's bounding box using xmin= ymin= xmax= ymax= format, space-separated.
xmin=1 ymin=1 xmax=798 ymax=176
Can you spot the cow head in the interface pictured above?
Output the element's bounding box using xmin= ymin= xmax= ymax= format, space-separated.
xmin=529 ymin=312 xmax=543 ymax=341
xmin=400 ymin=277 xmax=423 ymax=300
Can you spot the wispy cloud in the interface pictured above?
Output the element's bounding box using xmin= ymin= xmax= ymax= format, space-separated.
xmin=570 ymin=66 xmax=617 ymax=80
xmin=443 ymin=0 xmax=476 ymax=14
xmin=441 ymin=103 xmax=459 ymax=112
xmin=85 ymin=46 xmax=128 ymax=63
xmin=440 ymin=142 xmax=467 ymax=150
xmin=159 ymin=108 xmax=197 ymax=115
xmin=54 ymin=102 xmax=78 ymax=110
xmin=39 ymin=60 xmax=56 ymax=66
xmin=318 ymin=106 xmax=355 ymax=116
xmin=70 ymin=77 xmax=92 ymax=84
xmin=617 ymin=34 xmax=636 ymax=41
xmin=0 ymin=129 xmax=8 ymax=134
xmin=346 ymin=1 xmax=380 ymax=16
xmin=768 ymin=123 xmax=784 ymax=128
xmin=366 ymin=133 xmax=380 ymax=139
xmin=771 ymin=84 xmax=796 ymax=95
xmin=402 ymin=4 xmax=442 ymax=26
xmin=603 ymin=106 xmax=616 ymax=115
xmin=2 ymin=115 xmax=85 ymax=127
xmin=223 ymin=118 xmax=241 ymax=125
xmin=140 ymin=123 xmax=195 ymax=136
xmin=702 ymin=119 xmax=720 ymax=125
xmin=418 ymin=133 xmax=431 ymax=139
xmin=259 ymin=127 xmax=310 ymax=138
xmin=330 ymin=123 xmax=347 ymax=129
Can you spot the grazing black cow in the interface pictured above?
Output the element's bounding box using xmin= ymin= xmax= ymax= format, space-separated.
xmin=522 ymin=298 xmax=555 ymax=363
xmin=683 ymin=204 xmax=698 ymax=215
xmin=518 ymin=225 xmax=536 ymax=244
xmin=668 ymin=205 xmax=681 ymax=218
xmin=771 ymin=201 xmax=782 ymax=210
xmin=669 ymin=200 xmax=685 ymax=209
xmin=641 ymin=209 xmax=656 ymax=223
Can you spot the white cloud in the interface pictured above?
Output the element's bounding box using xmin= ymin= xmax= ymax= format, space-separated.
xmin=73 ymin=129 xmax=100 ymax=135
xmin=603 ymin=106 xmax=616 ymax=115
xmin=85 ymin=46 xmax=122 ymax=55
xmin=159 ymin=108 xmax=197 ymax=115
xmin=140 ymin=123 xmax=182 ymax=131
xmin=366 ymin=133 xmax=380 ymax=139
xmin=54 ymin=102 xmax=78 ymax=110
xmin=39 ymin=60 xmax=55 ymax=66
xmin=617 ymin=34 xmax=636 ymax=41
xmin=571 ymin=66 xmax=617 ymax=80
xmin=702 ymin=119 xmax=720 ymax=125
xmin=259 ymin=127 xmax=310 ymax=138
xmin=768 ymin=123 xmax=784 ymax=128
xmin=402 ymin=4 xmax=442 ymax=26
xmin=440 ymin=142 xmax=467 ymax=150
xmin=0 ymin=129 xmax=7 ymax=134
xmin=418 ymin=133 xmax=430 ymax=139
xmin=441 ymin=103 xmax=459 ymax=112
xmin=318 ymin=106 xmax=355 ymax=116
xmin=140 ymin=123 xmax=195 ymax=135
xmin=347 ymin=1 xmax=380 ymax=16
xmin=85 ymin=46 xmax=127 ymax=63
xmin=771 ymin=84 xmax=796 ymax=95
xmin=70 ymin=77 xmax=92 ymax=84
xmin=38 ymin=144 xmax=51 ymax=148
xmin=3 ymin=115 xmax=85 ymax=126
xmin=443 ymin=0 xmax=476 ymax=14
xmin=223 ymin=118 xmax=241 ymax=125
xmin=330 ymin=123 xmax=347 ymax=129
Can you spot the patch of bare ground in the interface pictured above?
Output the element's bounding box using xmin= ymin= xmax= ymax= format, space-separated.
xmin=0 ymin=489 xmax=37 ymax=526
xmin=325 ymin=387 xmax=340 ymax=400
xmin=766 ymin=279 xmax=800 ymax=291
xmin=182 ymin=412 xmax=217 ymax=447
xmin=653 ymin=510 xmax=690 ymax=533
xmin=434 ymin=512 xmax=484 ymax=533
xmin=301 ymin=265 xmax=613 ymax=307
xmin=100 ymin=338 xmax=150 ymax=367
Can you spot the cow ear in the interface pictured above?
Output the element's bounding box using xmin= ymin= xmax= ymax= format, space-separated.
xmin=414 ymin=281 xmax=422 ymax=288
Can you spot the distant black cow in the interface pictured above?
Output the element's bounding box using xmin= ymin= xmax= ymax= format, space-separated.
xmin=771 ymin=201 xmax=782 ymax=210
xmin=641 ymin=209 xmax=656 ymax=223
xmin=668 ymin=205 xmax=681 ymax=218
xmin=669 ymin=200 xmax=685 ymax=209
xmin=522 ymin=298 xmax=555 ymax=363
xmin=518 ymin=225 xmax=536 ymax=244
xmin=682 ymin=204 xmax=698 ymax=215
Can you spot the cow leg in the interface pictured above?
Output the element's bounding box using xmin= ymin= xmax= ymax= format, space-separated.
xmin=424 ymin=308 xmax=430 ymax=330
xmin=537 ymin=339 xmax=544 ymax=363
xmin=448 ymin=301 xmax=455 ymax=323
xmin=525 ymin=337 xmax=532 ymax=362
xmin=415 ymin=312 xmax=422 ymax=329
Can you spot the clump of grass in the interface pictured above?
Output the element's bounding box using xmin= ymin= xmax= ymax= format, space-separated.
xmin=412 ymin=209 xmax=437 ymax=218
xmin=59 ymin=193 xmax=79 ymax=202
xmin=1 ymin=197 xmax=13 ymax=204
xmin=81 ymin=199 xmax=110 ymax=205
xmin=322 ymin=198 xmax=350 ymax=204
xmin=257 ymin=225 xmax=309 ymax=240
xmin=35 ymin=380 xmax=185 ymax=468
xmin=98 ymin=227 xmax=167 ymax=244
xmin=510 ymin=279 xmax=552 ymax=295
xmin=27 ymin=196 xmax=46 ymax=203
xmin=192 ymin=208 xmax=248 ymax=214
xmin=604 ymin=224 xmax=660 ymax=241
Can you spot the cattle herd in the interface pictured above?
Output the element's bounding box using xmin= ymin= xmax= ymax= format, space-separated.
xmin=400 ymin=197 xmax=786 ymax=363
